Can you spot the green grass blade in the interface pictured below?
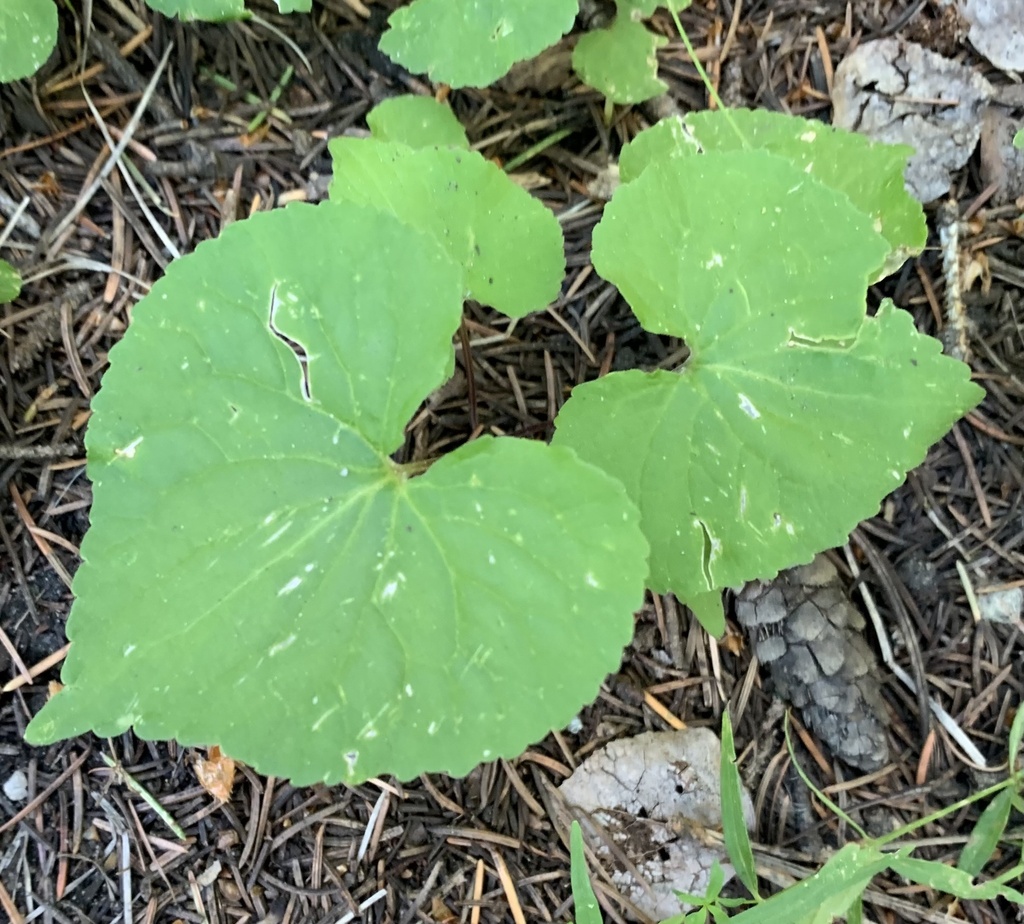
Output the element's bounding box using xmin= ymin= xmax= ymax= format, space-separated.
xmin=888 ymin=855 xmax=1024 ymax=902
xmin=570 ymin=821 xmax=604 ymax=924
xmin=1009 ymin=701 xmax=1024 ymax=771
xmin=720 ymin=711 xmax=759 ymax=899
xmin=726 ymin=844 xmax=889 ymax=924
xmin=957 ymin=788 xmax=1014 ymax=877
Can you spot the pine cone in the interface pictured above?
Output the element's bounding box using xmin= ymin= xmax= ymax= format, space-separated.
xmin=734 ymin=555 xmax=890 ymax=772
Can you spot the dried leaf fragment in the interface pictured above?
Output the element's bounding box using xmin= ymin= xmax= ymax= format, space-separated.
xmin=194 ymin=745 xmax=236 ymax=803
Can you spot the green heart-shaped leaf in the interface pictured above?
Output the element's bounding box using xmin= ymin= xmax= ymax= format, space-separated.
xmin=553 ymin=151 xmax=981 ymax=602
xmin=26 ymin=202 xmax=647 ymax=785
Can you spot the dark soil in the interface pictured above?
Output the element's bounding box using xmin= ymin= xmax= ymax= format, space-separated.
xmin=2 ymin=2 xmax=1023 ymax=923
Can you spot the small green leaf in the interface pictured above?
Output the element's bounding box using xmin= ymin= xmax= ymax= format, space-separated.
xmin=570 ymin=821 xmax=604 ymax=924
xmin=367 ymin=95 xmax=469 ymax=149
xmin=329 ymin=140 xmax=565 ymax=317
xmin=0 ymin=0 xmax=58 ymax=83
xmin=720 ymin=711 xmax=759 ymax=899
xmin=146 ymin=0 xmax=246 ymax=19
xmin=1013 ymin=129 xmax=1024 ymax=150
xmin=0 ymin=259 xmax=22 ymax=302
xmin=1009 ymin=702 xmax=1024 ymax=770
xmin=572 ymin=16 xmax=668 ymax=104
xmin=379 ymin=0 xmax=577 ymax=88
xmin=554 ymin=151 xmax=982 ymax=598
xmin=683 ymin=109 xmax=925 ymax=278
xmin=24 ymin=202 xmax=648 ymax=785
xmin=704 ymin=859 xmax=726 ymax=900
xmin=957 ymin=788 xmax=1014 ymax=877
xmin=888 ymin=855 xmax=1024 ymax=903
xmin=145 ymin=0 xmax=310 ymax=19
xmin=846 ymin=895 xmax=863 ymax=924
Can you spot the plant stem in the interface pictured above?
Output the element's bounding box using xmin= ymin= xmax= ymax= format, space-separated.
xmin=668 ymin=7 xmax=747 ymax=147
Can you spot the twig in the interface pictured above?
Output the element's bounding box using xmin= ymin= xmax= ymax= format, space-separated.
xmin=46 ymin=42 xmax=174 ymax=249
xmin=0 ymin=750 xmax=91 ymax=835
xmin=0 ymin=442 xmax=80 ymax=460
xmin=937 ymin=200 xmax=971 ymax=362
xmin=843 ymin=545 xmax=988 ymax=768
xmin=99 ymin=753 xmax=187 ymax=840
xmin=0 ymin=195 xmax=32 ymax=249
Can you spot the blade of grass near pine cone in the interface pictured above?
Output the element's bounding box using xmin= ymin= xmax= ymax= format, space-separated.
xmin=25 ymin=202 xmax=647 ymax=785
xmin=720 ymin=712 xmax=759 ymax=899
xmin=329 ymin=140 xmax=565 ymax=318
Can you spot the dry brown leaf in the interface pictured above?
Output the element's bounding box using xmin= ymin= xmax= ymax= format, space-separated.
xmin=720 ymin=629 xmax=744 ymax=656
xmin=194 ymin=746 xmax=236 ymax=804
xmin=430 ymin=895 xmax=457 ymax=923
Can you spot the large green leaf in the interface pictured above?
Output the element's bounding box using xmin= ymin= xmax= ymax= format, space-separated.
xmin=329 ymin=140 xmax=565 ymax=317
xmin=0 ymin=0 xmax=58 ymax=83
xmin=553 ymin=152 xmax=981 ymax=601
xmin=25 ymin=202 xmax=648 ymax=785
xmin=379 ymin=0 xmax=578 ymax=88
xmin=367 ymin=95 xmax=469 ymax=149
xmin=0 ymin=259 xmax=22 ymax=302
xmin=572 ymin=16 xmax=668 ymax=104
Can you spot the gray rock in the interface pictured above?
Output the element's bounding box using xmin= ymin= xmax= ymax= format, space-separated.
xmin=832 ymin=39 xmax=993 ymax=202
xmin=559 ymin=728 xmax=754 ymax=921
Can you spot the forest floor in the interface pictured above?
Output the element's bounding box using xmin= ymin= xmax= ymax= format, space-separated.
xmin=1 ymin=1 xmax=1023 ymax=923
